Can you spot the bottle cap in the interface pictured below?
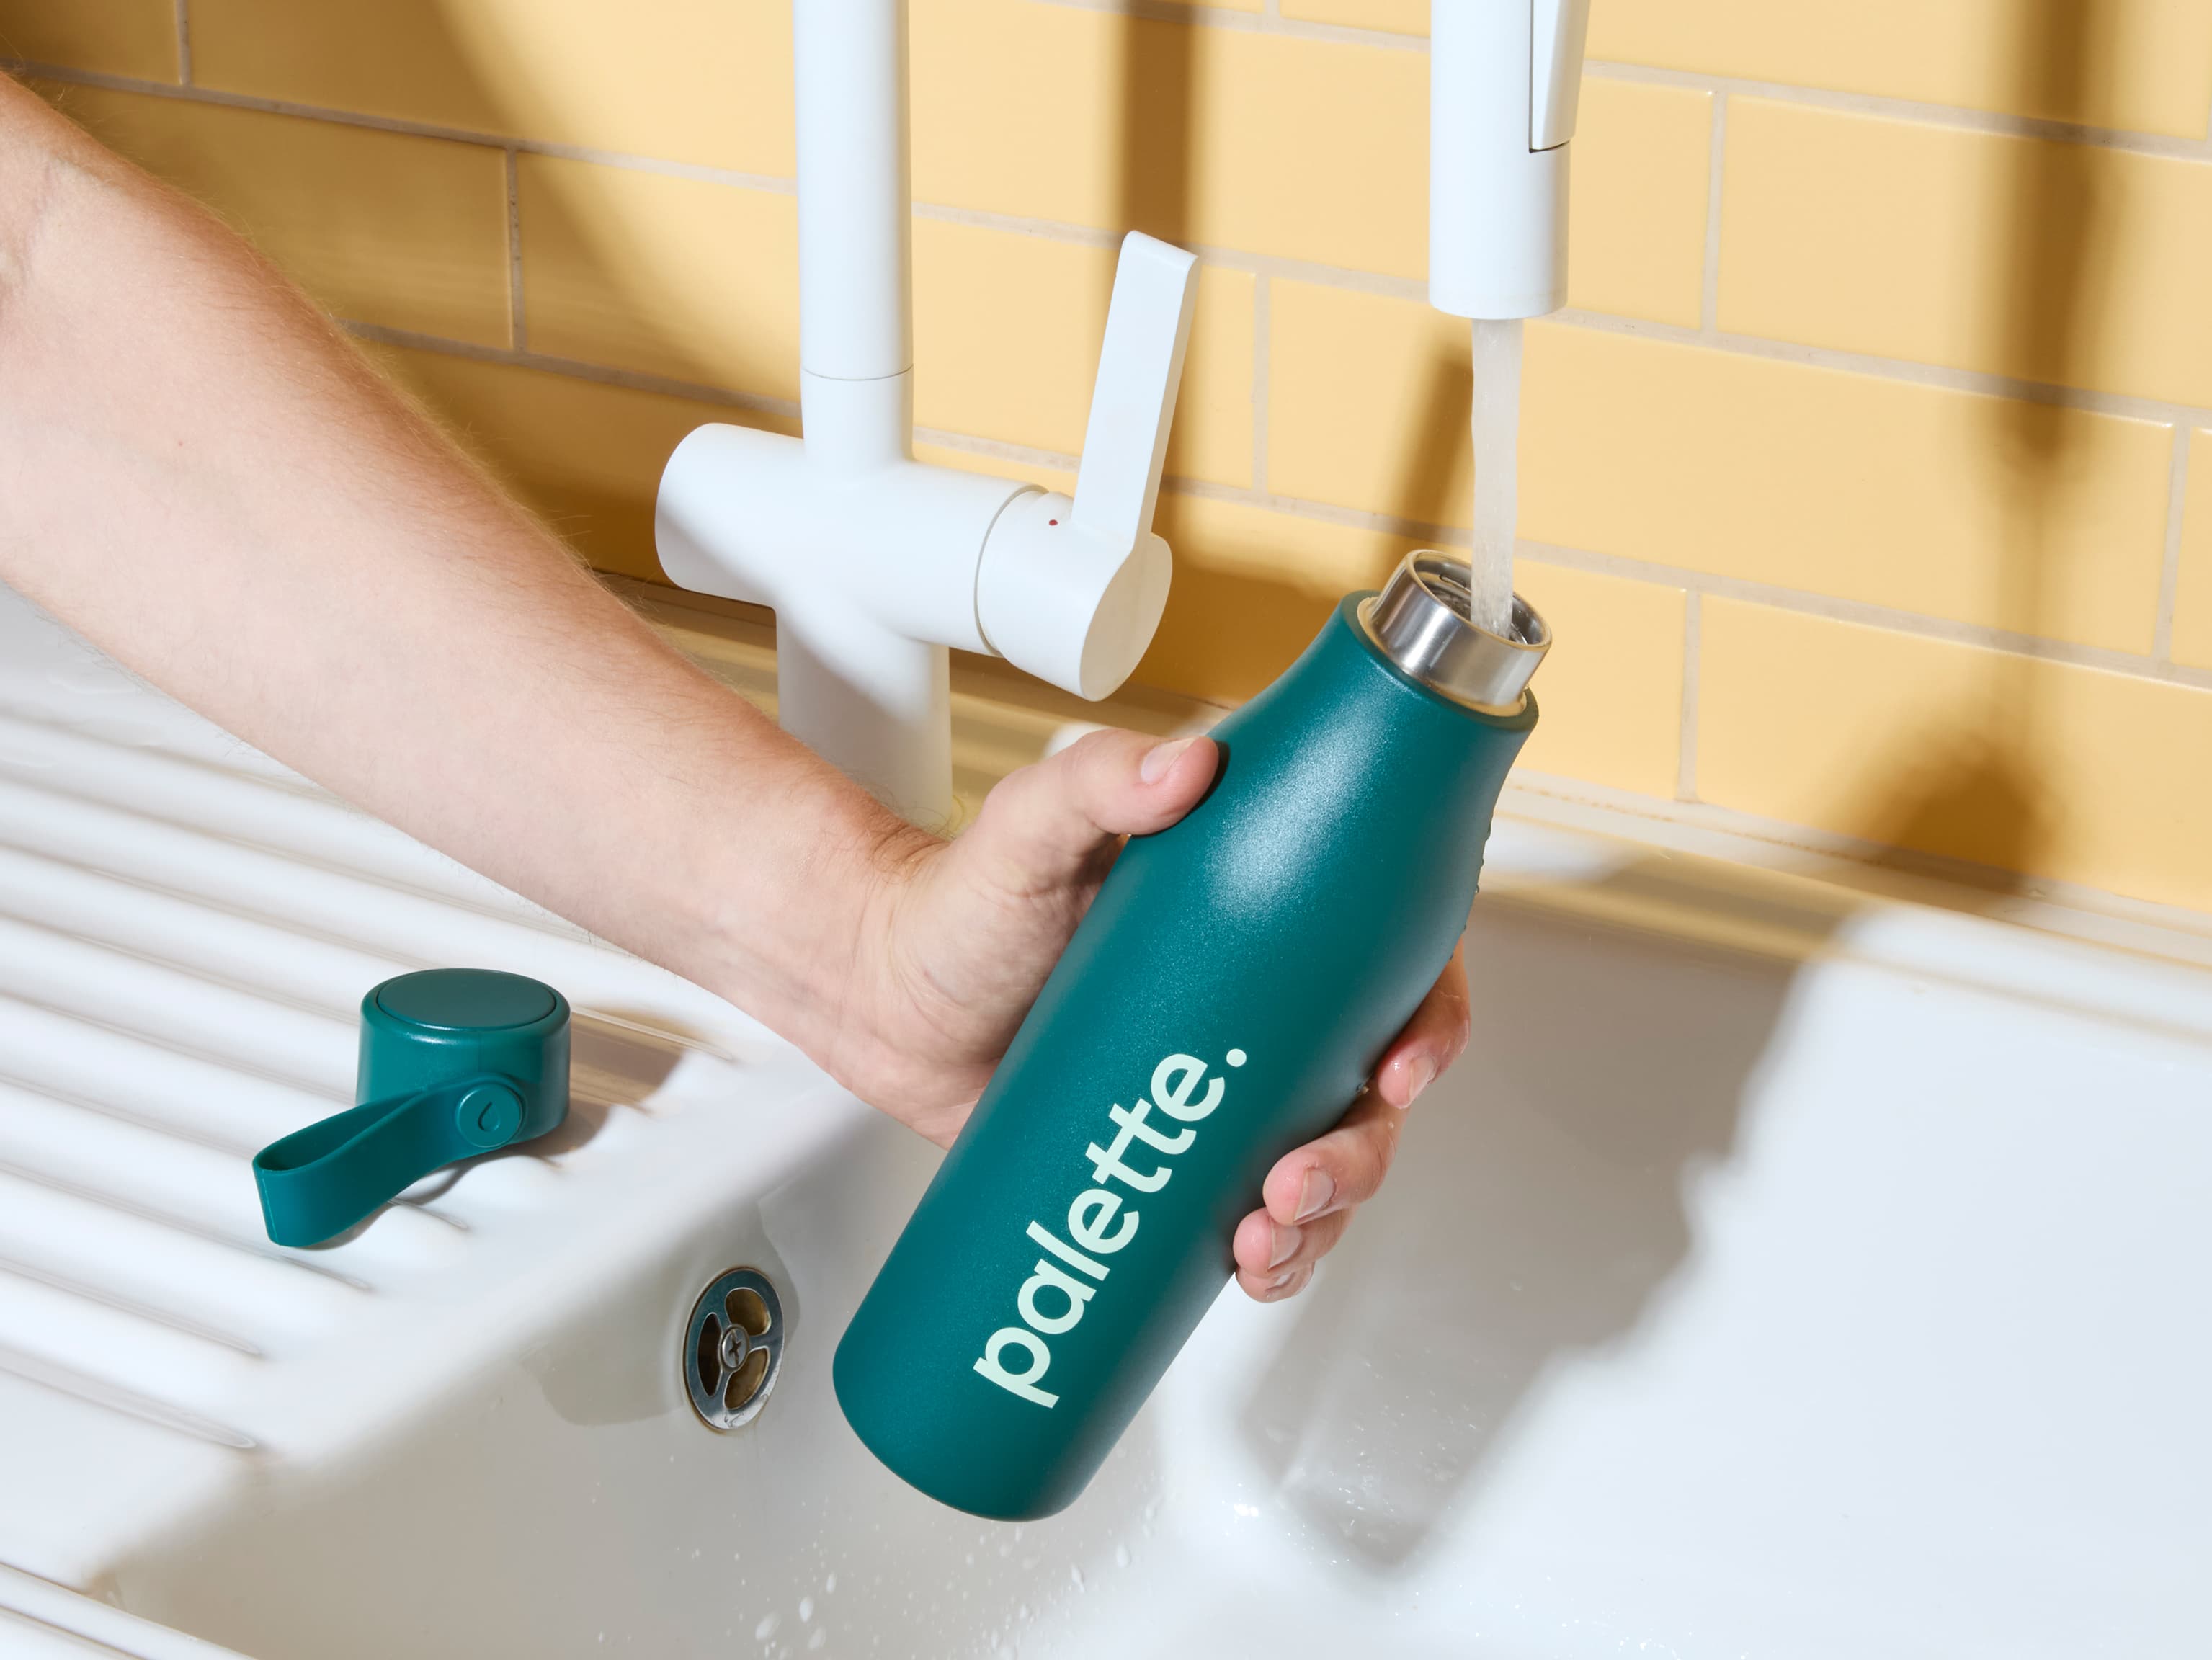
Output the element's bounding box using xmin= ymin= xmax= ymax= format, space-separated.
xmin=1359 ymin=550 xmax=1551 ymax=713
xmin=251 ymin=969 xmax=569 ymax=1247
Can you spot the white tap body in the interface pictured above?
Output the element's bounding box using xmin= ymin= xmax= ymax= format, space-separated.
xmin=1430 ymin=0 xmax=1594 ymax=321
xmin=655 ymin=0 xmax=1198 ymax=826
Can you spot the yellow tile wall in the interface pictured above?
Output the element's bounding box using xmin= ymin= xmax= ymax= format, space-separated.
xmin=914 ymin=0 xmax=1428 ymax=277
xmin=1721 ymin=97 xmax=2212 ymax=409
xmin=188 ymin=0 xmax=793 ymax=175
xmin=1517 ymin=324 xmax=2173 ymax=654
xmin=368 ymin=344 xmax=790 ymax=584
xmin=36 ymin=81 xmax=510 ymax=347
xmin=1700 ymin=599 xmax=2212 ymax=914
xmin=914 ymin=224 xmax=1254 ymax=488
xmin=0 ymin=0 xmax=177 ymax=81
xmin=1281 ymin=0 xmax=1427 ymax=35
xmin=1589 ymin=0 xmax=2212 ymax=138
xmin=517 ymin=157 xmax=798 ymax=398
xmin=17 ymin=0 xmax=2212 ymax=914
xmin=2169 ymin=432 xmax=2212 ymax=669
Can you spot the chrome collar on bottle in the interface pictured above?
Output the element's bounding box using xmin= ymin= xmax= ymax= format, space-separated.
xmin=1357 ymin=550 xmax=1551 ymax=715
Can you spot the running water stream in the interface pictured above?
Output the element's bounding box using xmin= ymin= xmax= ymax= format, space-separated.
xmin=1467 ymin=317 xmax=1522 ymax=638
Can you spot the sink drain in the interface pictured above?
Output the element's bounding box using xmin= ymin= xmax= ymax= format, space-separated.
xmin=682 ymin=1267 xmax=785 ymax=1430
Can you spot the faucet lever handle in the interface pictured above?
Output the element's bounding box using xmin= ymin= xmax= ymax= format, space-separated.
xmin=973 ymin=233 xmax=1199 ymax=702
xmin=1072 ymin=232 xmax=1200 ymax=550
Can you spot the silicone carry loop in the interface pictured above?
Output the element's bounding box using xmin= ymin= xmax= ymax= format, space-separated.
xmin=252 ymin=969 xmax=569 ymax=1247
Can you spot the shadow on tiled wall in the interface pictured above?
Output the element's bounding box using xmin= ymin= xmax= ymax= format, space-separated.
xmin=1832 ymin=0 xmax=2119 ymax=894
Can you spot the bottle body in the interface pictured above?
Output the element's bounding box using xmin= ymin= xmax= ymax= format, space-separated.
xmin=833 ymin=594 xmax=1536 ymax=1519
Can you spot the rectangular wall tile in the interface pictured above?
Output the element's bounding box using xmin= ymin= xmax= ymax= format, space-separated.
xmin=2168 ymin=430 xmax=2212 ymax=669
xmin=1589 ymin=0 xmax=2212 ymax=138
xmin=1569 ymin=78 xmax=1711 ymax=328
xmin=1281 ymin=0 xmax=1426 ymax=32
xmin=368 ymin=344 xmax=786 ymax=583
xmin=1698 ymin=597 xmax=2212 ymax=913
xmin=915 ymin=0 xmax=1427 ymax=280
xmin=1267 ymin=280 xmax=1476 ymax=530
xmin=1519 ymin=323 xmax=2171 ymax=654
xmin=914 ymin=220 xmax=1252 ymax=488
xmin=1719 ymin=98 xmax=2212 ymax=409
xmin=1513 ymin=563 xmax=1686 ymax=799
xmin=0 ymin=1 xmax=177 ymax=80
xmin=189 ymin=0 xmax=793 ymax=175
xmin=519 ymin=156 xmax=798 ymax=401
xmin=40 ymin=82 xmax=510 ymax=346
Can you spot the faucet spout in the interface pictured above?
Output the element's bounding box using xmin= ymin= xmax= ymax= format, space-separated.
xmin=656 ymin=0 xmax=1200 ymax=827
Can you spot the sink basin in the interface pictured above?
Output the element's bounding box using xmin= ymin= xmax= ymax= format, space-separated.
xmin=2 ymin=581 xmax=2208 ymax=1658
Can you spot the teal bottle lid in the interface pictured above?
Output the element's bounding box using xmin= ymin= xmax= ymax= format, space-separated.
xmin=252 ymin=969 xmax=570 ymax=1247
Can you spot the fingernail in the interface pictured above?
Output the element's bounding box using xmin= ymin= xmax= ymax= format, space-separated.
xmin=1268 ymin=1267 xmax=1300 ymax=1293
xmin=1403 ymin=1054 xmax=1438 ymax=1107
xmin=1293 ymin=1169 xmax=1334 ymax=1222
xmin=1267 ymin=1221 xmax=1301 ymax=1269
xmin=1139 ymin=736 xmax=1195 ymax=783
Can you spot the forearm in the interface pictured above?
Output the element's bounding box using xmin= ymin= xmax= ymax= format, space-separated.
xmin=0 ymin=78 xmax=906 ymax=1046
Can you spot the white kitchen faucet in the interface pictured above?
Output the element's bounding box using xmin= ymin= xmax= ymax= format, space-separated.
xmin=654 ymin=0 xmax=1200 ymax=827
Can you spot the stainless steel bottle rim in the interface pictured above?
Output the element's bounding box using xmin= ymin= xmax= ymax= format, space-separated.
xmin=1357 ymin=550 xmax=1551 ymax=714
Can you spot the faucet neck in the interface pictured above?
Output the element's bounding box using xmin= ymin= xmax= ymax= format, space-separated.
xmin=792 ymin=0 xmax=913 ymax=383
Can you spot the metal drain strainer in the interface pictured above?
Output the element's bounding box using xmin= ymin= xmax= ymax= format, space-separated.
xmin=682 ymin=1267 xmax=785 ymax=1430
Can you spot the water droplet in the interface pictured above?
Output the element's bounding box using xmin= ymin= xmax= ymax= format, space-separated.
xmin=1114 ymin=1544 xmax=1130 ymax=1568
xmin=799 ymin=1599 xmax=814 ymax=1623
xmin=754 ymin=1613 xmax=780 ymax=1641
xmin=1069 ymin=1566 xmax=1085 ymax=1589
xmin=824 ymin=1574 xmax=837 ymax=1593
xmin=806 ymin=1631 xmax=827 ymax=1653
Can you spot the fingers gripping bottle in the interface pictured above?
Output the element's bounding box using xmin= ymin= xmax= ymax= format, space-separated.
xmin=834 ymin=550 xmax=1551 ymax=1519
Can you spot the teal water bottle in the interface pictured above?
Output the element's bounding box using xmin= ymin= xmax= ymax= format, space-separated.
xmin=834 ymin=550 xmax=1551 ymax=1519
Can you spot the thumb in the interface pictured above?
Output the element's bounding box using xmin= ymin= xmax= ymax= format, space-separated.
xmin=956 ymin=728 xmax=1216 ymax=898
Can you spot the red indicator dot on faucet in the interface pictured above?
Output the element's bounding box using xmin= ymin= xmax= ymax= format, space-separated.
xmin=1048 ymin=519 xmax=1058 ymax=526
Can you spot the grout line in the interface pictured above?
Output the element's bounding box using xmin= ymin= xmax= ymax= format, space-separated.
xmin=912 ymin=425 xmax=1084 ymax=476
xmin=1551 ymin=306 xmax=2212 ymax=432
xmin=1032 ymin=0 xmax=1426 ymax=51
xmin=507 ymin=147 xmax=526 ymax=354
xmin=1584 ymin=59 xmax=2212 ymax=163
xmin=1 ymin=60 xmax=798 ymax=195
xmin=910 ymin=200 xmax=1430 ymax=301
xmin=1677 ymin=592 xmax=1702 ymax=800
xmin=19 ymin=45 xmax=2212 ymax=184
xmin=1699 ymin=92 xmax=1728 ymax=335
xmin=2156 ymin=425 xmax=2191 ymax=663
xmin=1507 ymin=534 xmax=2212 ymax=687
xmin=342 ymin=321 xmax=802 ymax=421
xmin=1249 ymin=273 xmax=1271 ymax=493
xmin=911 ymin=199 xmax=1118 ymax=248
xmin=171 ymin=0 xmax=191 ymax=86
xmin=503 ymin=148 xmax=527 ymax=352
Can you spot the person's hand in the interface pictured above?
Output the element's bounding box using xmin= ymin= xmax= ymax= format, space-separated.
xmin=833 ymin=728 xmax=1470 ymax=1300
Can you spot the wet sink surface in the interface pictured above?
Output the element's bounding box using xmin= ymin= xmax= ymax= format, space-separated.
xmin=2 ymin=584 xmax=2209 ymax=1659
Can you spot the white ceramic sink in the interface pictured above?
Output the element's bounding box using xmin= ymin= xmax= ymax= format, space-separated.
xmin=3 ymin=581 xmax=2208 ymax=1659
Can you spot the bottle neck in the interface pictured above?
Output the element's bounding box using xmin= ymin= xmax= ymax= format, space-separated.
xmin=1357 ymin=551 xmax=1551 ymax=715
